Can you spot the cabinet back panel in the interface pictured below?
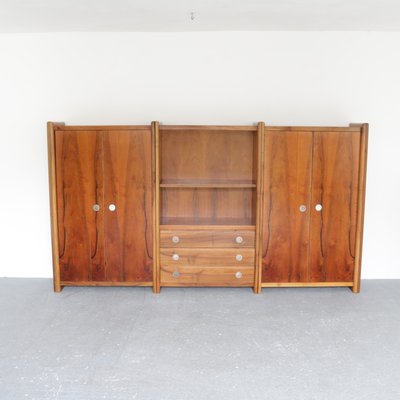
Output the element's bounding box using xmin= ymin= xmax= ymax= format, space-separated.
xmin=161 ymin=188 xmax=256 ymax=226
xmin=309 ymin=131 xmax=360 ymax=282
xmin=55 ymin=130 xmax=106 ymax=282
xmin=160 ymin=129 xmax=256 ymax=183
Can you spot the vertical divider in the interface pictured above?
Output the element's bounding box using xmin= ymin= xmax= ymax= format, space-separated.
xmin=352 ymin=123 xmax=369 ymax=293
xmin=152 ymin=121 xmax=161 ymax=293
xmin=254 ymin=122 xmax=265 ymax=294
xmin=47 ymin=121 xmax=65 ymax=292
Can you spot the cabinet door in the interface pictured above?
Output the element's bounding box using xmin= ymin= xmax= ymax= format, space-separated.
xmin=103 ymin=129 xmax=153 ymax=282
xmin=55 ymin=130 xmax=105 ymax=282
xmin=261 ymin=130 xmax=313 ymax=283
xmin=309 ymin=131 xmax=360 ymax=282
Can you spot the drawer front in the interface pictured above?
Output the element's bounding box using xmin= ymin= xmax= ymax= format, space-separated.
xmin=161 ymin=265 xmax=254 ymax=287
xmin=160 ymin=248 xmax=255 ymax=267
xmin=160 ymin=230 xmax=255 ymax=248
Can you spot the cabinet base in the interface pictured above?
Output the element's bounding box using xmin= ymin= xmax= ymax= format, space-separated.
xmin=59 ymin=281 xmax=153 ymax=287
xmin=261 ymin=282 xmax=354 ymax=288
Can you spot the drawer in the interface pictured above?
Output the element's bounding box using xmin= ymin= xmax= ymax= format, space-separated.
xmin=160 ymin=230 xmax=255 ymax=248
xmin=160 ymin=248 xmax=255 ymax=267
xmin=161 ymin=265 xmax=255 ymax=287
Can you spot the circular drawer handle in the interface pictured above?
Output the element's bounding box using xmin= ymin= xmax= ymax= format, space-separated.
xmin=92 ymin=204 xmax=100 ymax=212
xmin=299 ymin=205 xmax=307 ymax=213
xmin=315 ymin=204 xmax=322 ymax=212
xmin=172 ymin=236 xmax=180 ymax=244
xmin=109 ymin=204 xmax=116 ymax=212
xmin=172 ymin=254 xmax=180 ymax=261
xmin=172 ymin=271 xmax=180 ymax=278
xmin=236 ymin=254 xmax=243 ymax=262
xmin=235 ymin=236 xmax=244 ymax=244
xmin=235 ymin=271 xmax=243 ymax=279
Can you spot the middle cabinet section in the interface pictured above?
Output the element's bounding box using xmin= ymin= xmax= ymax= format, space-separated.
xmin=157 ymin=125 xmax=263 ymax=289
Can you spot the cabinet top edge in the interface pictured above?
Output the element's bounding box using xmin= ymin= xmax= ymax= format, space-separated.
xmin=160 ymin=125 xmax=258 ymax=131
xmin=265 ymin=126 xmax=364 ymax=132
xmin=50 ymin=124 xmax=367 ymax=132
xmin=53 ymin=125 xmax=151 ymax=131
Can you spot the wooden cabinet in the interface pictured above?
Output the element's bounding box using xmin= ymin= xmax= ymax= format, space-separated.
xmin=48 ymin=124 xmax=153 ymax=291
xmin=154 ymin=124 xmax=263 ymax=291
xmin=48 ymin=122 xmax=367 ymax=293
xmin=260 ymin=127 xmax=368 ymax=292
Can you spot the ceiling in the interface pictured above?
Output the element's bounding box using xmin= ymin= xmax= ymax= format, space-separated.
xmin=0 ymin=0 xmax=400 ymax=32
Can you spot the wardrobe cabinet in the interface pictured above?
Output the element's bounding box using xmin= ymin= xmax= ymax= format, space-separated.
xmin=261 ymin=128 xmax=366 ymax=291
xmin=48 ymin=121 xmax=368 ymax=293
xmin=48 ymin=124 xmax=153 ymax=292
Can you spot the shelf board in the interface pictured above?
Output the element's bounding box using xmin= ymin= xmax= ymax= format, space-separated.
xmin=160 ymin=180 xmax=256 ymax=189
xmin=160 ymin=217 xmax=256 ymax=227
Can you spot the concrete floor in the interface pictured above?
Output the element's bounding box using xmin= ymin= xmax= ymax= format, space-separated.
xmin=0 ymin=279 xmax=399 ymax=400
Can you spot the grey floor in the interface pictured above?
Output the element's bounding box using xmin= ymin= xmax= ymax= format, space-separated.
xmin=0 ymin=279 xmax=399 ymax=400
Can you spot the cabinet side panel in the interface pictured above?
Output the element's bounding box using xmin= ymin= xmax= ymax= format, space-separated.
xmin=309 ymin=131 xmax=361 ymax=282
xmin=55 ymin=130 xmax=105 ymax=282
xmin=261 ymin=130 xmax=313 ymax=283
xmin=103 ymin=129 xmax=153 ymax=282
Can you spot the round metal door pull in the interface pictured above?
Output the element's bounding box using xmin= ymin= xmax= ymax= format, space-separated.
xmin=315 ymin=204 xmax=323 ymax=211
xmin=299 ymin=205 xmax=307 ymax=212
xmin=172 ymin=254 xmax=180 ymax=261
xmin=172 ymin=236 xmax=180 ymax=244
xmin=109 ymin=204 xmax=116 ymax=212
xmin=92 ymin=204 xmax=100 ymax=212
xmin=235 ymin=254 xmax=243 ymax=262
xmin=235 ymin=236 xmax=244 ymax=244
xmin=172 ymin=271 xmax=180 ymax=278
xmin=235 ymin=271 xmax=243 ymax=279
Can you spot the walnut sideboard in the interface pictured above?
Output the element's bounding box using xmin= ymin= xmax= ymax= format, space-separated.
xmin=47 ymin=122 xmax=368 ymax=293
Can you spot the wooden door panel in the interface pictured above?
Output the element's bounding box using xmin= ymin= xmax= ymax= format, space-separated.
xmin=309 ymin=131 xmax=360 ymax=282
xmin=103 ymin=129 xmax=153 ymax=282
xmin=55 ymin=130 xmax=105 ymax=282
xmin=262 ymin=130 xmax=313 ymax=283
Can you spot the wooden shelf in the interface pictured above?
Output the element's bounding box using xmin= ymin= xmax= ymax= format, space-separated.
xmin=160 ymin=217 xmax=256 ymax=227
xmin=160 ymin=182 xmax=256 ymax=189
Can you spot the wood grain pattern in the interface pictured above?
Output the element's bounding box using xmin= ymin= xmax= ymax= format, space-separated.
xmin=309 ymin=131 xmax=360 ymax=282
xmin=55 ymin=130 xmax=105 ymax=282
xmin=160 ymin=230 xmax=255 ymax=248
xmin=160 ymin=248 xmax=255 ymax=267
xmin=352 ymin=124 xmax=369 ymax=292
xmin=103 ymin=129 xmax=153 ymax=282
xmin=261 ymin=130 xmax=313 ymax=283
xmin=160 ymin=265 xmax=255 ymax=287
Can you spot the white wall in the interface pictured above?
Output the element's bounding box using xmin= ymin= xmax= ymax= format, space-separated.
xmin=0 ymin=32 xmax=399 ymax=279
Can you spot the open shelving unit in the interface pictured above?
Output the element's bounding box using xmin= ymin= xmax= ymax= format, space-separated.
xmin=158 ymin=126 xmax=261 ymax=227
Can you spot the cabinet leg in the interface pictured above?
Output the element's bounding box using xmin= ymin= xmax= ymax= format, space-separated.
xmin=54 ymin=283 xmax=63 ymax=293
xmin=351 ymin=284 xmax=360 ymax=294
xmin=152 ymin=286 xmax=161 ymax=294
